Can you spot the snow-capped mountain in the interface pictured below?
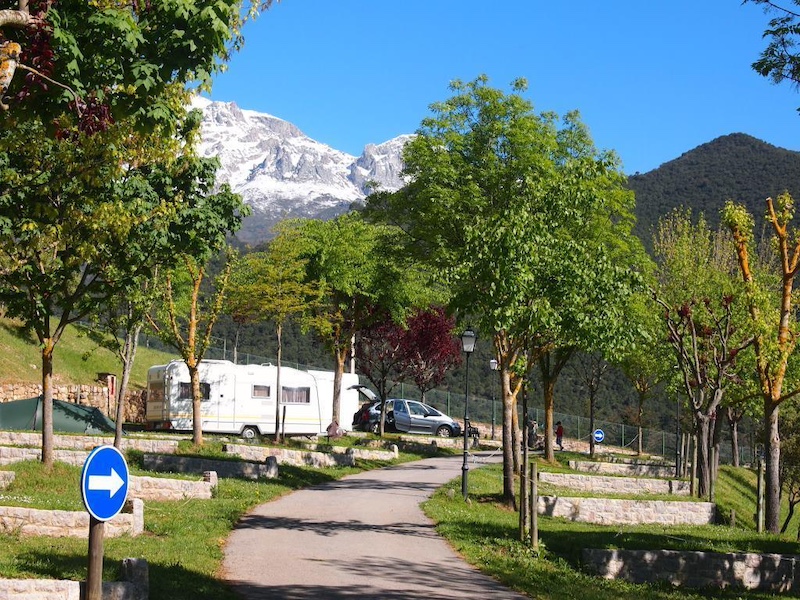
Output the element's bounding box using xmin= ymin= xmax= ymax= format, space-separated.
xmin=193 ymin=97 xmax=411 ymax=244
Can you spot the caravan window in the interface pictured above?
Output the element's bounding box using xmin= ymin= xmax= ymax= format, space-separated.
xmin=282 ymin=387 xmax=310 ymax=404
xmin=252 ymin=385 xmax=270 ymax=398
xmin=179 ymin=382 xmax=210 ymax=401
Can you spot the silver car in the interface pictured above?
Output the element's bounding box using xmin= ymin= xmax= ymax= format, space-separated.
xmin=392 ymin=398 xmax=462 ymax=438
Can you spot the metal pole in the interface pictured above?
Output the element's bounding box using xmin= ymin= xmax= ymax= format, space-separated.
xmin=462 ymin=352 xmax=471 ymax=501
xmin=491 ymin=383 xmax=496 ymax=440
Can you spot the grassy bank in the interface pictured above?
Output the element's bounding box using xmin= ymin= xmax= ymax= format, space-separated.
xmin=0 ymin=317 xmax=176 ymax=389
xmin=422 ymin=456 xmax=799 ymax=600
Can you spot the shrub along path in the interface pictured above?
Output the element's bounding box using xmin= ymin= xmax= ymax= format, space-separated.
xmin=222 ymin=451 xmax=530 ymax=600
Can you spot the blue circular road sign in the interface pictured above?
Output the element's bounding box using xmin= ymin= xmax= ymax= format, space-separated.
xmin=593 ymin=429 xmax=605 ymax=444
xmin=81 ymin=445 xmax=129 ymax=522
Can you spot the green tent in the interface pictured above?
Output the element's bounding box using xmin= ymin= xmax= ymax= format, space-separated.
xmin=0 ymin=396 xmax=116 ymax=434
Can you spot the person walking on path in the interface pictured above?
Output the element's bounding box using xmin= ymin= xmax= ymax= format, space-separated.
xmin=555 ymin=421 xmax=564 ymax=451
xmin=222 ymin=452 xmax=530 ymax=599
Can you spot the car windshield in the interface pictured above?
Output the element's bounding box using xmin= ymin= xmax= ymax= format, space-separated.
xmin=422 ymin=404 xmax=442 ymax=416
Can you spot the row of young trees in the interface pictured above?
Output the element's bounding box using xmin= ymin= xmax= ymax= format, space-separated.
xmin=0 ymin=0 xmax=277 ymax=463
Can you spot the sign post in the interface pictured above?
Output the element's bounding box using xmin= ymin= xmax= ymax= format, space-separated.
xmin=81 ymin=445 xmax=129 ymax=600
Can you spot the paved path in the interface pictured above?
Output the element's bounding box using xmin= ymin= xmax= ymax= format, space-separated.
xmin=222 ymin=452 xmax=529 ymax=599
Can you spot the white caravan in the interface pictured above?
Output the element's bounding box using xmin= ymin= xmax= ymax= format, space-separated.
xmin=145 ymin=359 xmax=360 ymax=439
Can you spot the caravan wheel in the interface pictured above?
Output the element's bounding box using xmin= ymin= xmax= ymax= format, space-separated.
xmin=241 ymin=426 xmax=260 ymax=441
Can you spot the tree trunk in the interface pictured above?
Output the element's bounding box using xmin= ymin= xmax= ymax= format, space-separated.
xmin=765 ymin=402 xmax=781 ymax=533
xmin=114 ymin=323 xmax=141 ymax=448
xmin=41 ymin=339 xmax=55 ymax=468
xmin=729 ymin=410 xmax=740 ymax=468
xmin=711 ymin=406 xmax=724 ymax=487
xmin=188 ymin=361 xmax=203 ymax=446
xmin=695 ymin=415 xmax=711 ymax=498
xmin=275 ymin=321 xmax=283 ymax=443
xmin=501 ymin=368 xmax=516 ymax=509
xmin=542 ymin=376 xmax=555 ymax=462
xmin=511 ymin=400 xmax=520 ymax=474
xmin=332 ymin=342 xmax=348 ymax=426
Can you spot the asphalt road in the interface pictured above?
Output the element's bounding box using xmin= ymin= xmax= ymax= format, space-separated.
xmin=222 ymin=451 xmax=530 ymax=599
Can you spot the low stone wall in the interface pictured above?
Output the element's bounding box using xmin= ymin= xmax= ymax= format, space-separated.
xmin=538 ymin=495 xmax=716 ymax=526
xmin=0 ymin=446 xmax=89 ymax=466
xmin=298 ymin=442 xmax=398 ymax=461
xmin=0 ymin=471 xmax=14 ymax=489
xmin=569 ymin=460 xmax=676 ymax=479
xmin=539 ymin=472 xmax=690 ymax=495
xmin=224 ymin=443 xmax=354 ymax=468
xmin=129 ymin=471 xmax=217 ymax=501
xmin=583 ymin=548 xmax=800 ymax=592
xmin=143 ymin=453 xmax=278 ymax=480
xmin=0 ymin=498 xmax=143 ymax=538
xmin=0 ymin=557 xmax=148 ymax=600
xmin=0 ymin=431 xmax=179 ymax=454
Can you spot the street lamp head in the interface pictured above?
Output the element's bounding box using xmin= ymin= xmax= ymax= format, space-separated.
xmin=460 ymin=328 xmax=477 ymax=354
xmin=489 ymin=358 xmax=498 ymax=371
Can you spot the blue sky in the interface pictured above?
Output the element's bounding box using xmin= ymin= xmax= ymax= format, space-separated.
xmin=206 ymin=1 xmax=800 ymax=175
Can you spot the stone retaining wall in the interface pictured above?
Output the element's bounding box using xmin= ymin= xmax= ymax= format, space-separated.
xmin=0 ymin=431 xmax=178 ymax=454
xmin=0 ymin=446 xmax=89 ymax=466
xmin=143 ymin=453 xmax=278 ymax=480
xmin=298 ymin=442 xmax=398 ymax=461
xmin=129 ymin=471 xmax=217 ymax=501
xmin=569 ymin=460 xmax=676 ymax=479
xmin=539 ymin=472 xmax=690 ymax=495
xmin=538 ymin=495 xmax=715 ymax=526
xmin=583 ymin=548 xmax=800 ymax=592
xmin=0 ymin=557 xmax=148 ymax=600
xmin=224 ymin=443 xmax=354 ymax=468
xmin=0 ymin=498 xmax=143 ymax=538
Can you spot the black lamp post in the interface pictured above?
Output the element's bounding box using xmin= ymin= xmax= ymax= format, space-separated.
xmin=489 ymin=358 xmax=498 ymax=440
xmin=461 ymin=328 xmax=476 ymax=501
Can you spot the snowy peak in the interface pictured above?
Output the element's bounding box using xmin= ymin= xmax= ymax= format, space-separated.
xmin=193 ymin=98 xmax=410 ymax=243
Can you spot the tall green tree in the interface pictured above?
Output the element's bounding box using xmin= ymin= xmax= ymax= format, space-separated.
xmin=367 ymin=76 xmax=644 ymax=503
xmin=723 ymin=193 xmax=800 ymax=532
xmin=292 ymin=213 xmax=433 ymax=426
xmin=226 ymin=224 xmax=320 ymax=442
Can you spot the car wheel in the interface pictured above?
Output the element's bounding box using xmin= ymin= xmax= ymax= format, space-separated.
xmin=241 ymin=426 xmax=260 ymax=441
xmin=370 ymin=421 xmax=380 ymax=434
xmin=436 ymin=425 xmax=453 ymax=438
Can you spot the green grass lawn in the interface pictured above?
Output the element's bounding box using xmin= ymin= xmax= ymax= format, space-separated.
xmin=422 ymin=456 xmax=800 ymax=600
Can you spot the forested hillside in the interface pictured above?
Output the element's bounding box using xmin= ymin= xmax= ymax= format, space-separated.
xmin=629 ymin=133 xmax=800 ymax=246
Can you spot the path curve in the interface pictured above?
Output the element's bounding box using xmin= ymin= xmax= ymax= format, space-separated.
xmin=222 ymin=452 xmax=529 ymax=599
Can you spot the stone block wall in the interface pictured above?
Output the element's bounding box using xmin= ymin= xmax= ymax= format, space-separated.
xmin=539 ymin=472 xmax=690 ymax=495
xmin=0 ymin=383 xmax=146 ymax=424
xmin=0 ymin=446 xmax=89 ymax=467
xmin=569 ymin=460 xmax=677 ymax=479
xmin=0 ymin=431 xmax=179 ymax=454
xmin=129 ymin=471 xmax=217 ymax=501
xmin=538 ymin=495 xmax=716 ymax=526
xmin=224 ymin=442 xmax=355 ymax=468
xmin=143 ymin=453 xmax=278 ymax=480
xmin=583 ymin=548 xmax=800 ymax=592
xmin=298 ymin=442 xmax=398 ymax=461
xmin=0 ymin=557 xmax=148 ymax=600
xmin=0 ymin=498 xmax=143 ymax=538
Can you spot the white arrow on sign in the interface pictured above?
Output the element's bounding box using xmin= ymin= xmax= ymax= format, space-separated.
xmin=88 ymin=468 xmax=124 ymax=497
